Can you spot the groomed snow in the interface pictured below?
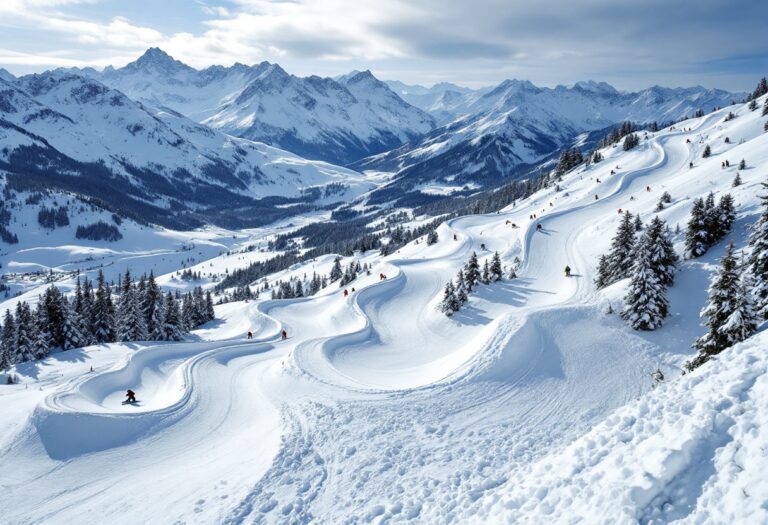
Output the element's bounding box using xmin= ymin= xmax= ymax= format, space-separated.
xmin=1 ymin=95 xmax=767 ymax=524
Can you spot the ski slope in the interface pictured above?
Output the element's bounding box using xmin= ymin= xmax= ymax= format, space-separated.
xmin=1 ymin=96 xmax=767 ymax=524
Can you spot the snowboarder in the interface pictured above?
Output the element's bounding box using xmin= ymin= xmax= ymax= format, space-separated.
xmin=281 ymin=330 xmax=287 ymax=340
xmin=564 ymin=265 xmax=571 ymax=277
xmin=536 ymin=224 xmax=542 ymax=231
xmin=247 ymin=331 xmax=253 ymax=339
xmin=125 ymin=389 xmax=136 ymax=404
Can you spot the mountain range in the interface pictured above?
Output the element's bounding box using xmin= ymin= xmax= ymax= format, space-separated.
xmin=0 ymin=48 xmax=746 ymax=227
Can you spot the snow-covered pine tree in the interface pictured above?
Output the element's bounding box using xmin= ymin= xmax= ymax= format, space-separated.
xmin=93 ymin=270 xmax=115 ymax=343
xmin=720 ymin=271 xmax=759 ymax=347
xmin=748 ymin=180 xmax=768 ymax=317
xmin=684 ymin=197 xmax=709 ymax=258
xmin=733 ymin=172 xmax=742 ymax=187
xmin=594 ymin=254 xmax=610 ymax=288
xmin=42 ymin=285 xmax=66 ymax=348
xmin=601 ymin=211 xmax=637 ymax=286
xmin=61 ymin=299 xmax=87 ymax=351
xmin=29 ymin=306 xmax=48 ymax=360
xmin=116 ymin=275 xmax=148 ymax=342
xmin=426 ymin=230 xmax=439 ymax=245
xmin=715 ymin=193 xmax=736 ymax=240
xmin=181 ymin=295 xmax=196 ymax=332
xmin=644 ymin=216 xmax=678 ymax=286
xmin=143 ymin=271 xmax=162 ymax=336
xmin=163 ymin=292 xmax=184 ymax=341
xmin=440 ymin=282 xmax=459 ymax=316
xmin=481 ymin=260 xmax=491 ymax=285
xmin=14 ymin=302 xmax=35 ymax=363
xmin=688 ymin=243 xmax=751 ymax=370
xmin=464 ymin=252 xmax=480 ymax=291
xmin=702 ymin=145 xmax=712 ymax=158
xmin=490 ymin=252 xmax=503 ymax=282
xmin=1 ymin=309 xmax=15 ymax=366
xmin=634 ymin=214 xmax=643 ymax=231
xmin=455 ymin=270 xmax=468 ymax=305
xmin=150 ymin=298 xmax=166 ymax=340
xmin=621 ymin=233 xmax=668 ymax=330
xmin=205 ymin=291 xmax=215 ymax=322
xmin=329 ymin=257 xmax=343 ymax=282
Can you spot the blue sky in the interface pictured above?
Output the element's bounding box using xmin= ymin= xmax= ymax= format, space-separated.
xmin=0 ymin=0 xmax=765 ymax=91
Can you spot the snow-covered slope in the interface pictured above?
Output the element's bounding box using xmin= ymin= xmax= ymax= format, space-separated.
xmin=0 ymin=72 xmax=374 ymax=228
xmin=86 ymin=49 xmax=436 ymax=164
xmin=1 ymin=89 xmax=767 ymax=524
xmin=357 ymin=79 xmax=743 ymax=197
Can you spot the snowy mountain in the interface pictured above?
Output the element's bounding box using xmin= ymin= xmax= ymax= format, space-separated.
xmin=84 ymin=49 xmax=436 ymax=165
xmin=0 ymin=68 xmax=14 ymax=83
xmin=0 ymin=72 xmax=374 ymax=228
xmin=2 ymin=91 xmax=768 ymax=523
xmin=385 ymin=80 xmax=491 ymax=124
xmin=356 ymin=79 xmax=743 ymax=203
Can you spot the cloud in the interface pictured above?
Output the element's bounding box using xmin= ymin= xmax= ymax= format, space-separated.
xmin=0 ymin=0 xmax=765 ymax=90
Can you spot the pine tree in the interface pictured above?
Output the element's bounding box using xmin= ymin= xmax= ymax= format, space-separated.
xmin=163 ymin=292 xmax=183 ymax=341
xmin=93 ymin=270 xmax=115 ymax=343
xmin=733 ymin=172 xmax=742 ymax=187
xmin=1 ymin=309 xmax=15 ymax=366
xmin=30 ymin=306 xmax=49 ymax=360
xmin=594 ymin=254 xmax=610 ymax=288
xmin=181 ymin=295 xmax=196 ymax=332
xmin=116 ymin=274 xmax=148 ymax=342
xmin=61 ymin=299 xmax=87 ymax=351
xmin=205 ymin=291 xmax=215 ymax=322
xmin=464 ymin=252 xmax=481 ymax=291
xmin=440 ymin=282 xmax=459 ymax=316
xmin=748 ymin=181 xmax=768 ymax=317
xmin=600 ymin=211 xmax=637 ymax=287
xmin=715 ymin=193 xmax=736 ymax=239
xmin=621 ymin=234 xmax=668 ymax=331
xmin=143 ymin=271 xmax=162 ymax=336
xmin=634 ymin=214 xmax=643 ymax=232
xmin=702 ymin=145 xmax=711 ymax=158
xmin=688 ymin=243 xmax=752 ymax=370
xmin=684 ymin=197 xmax=709 ymax=258
xmin=651 ymin=218 xmax=678 ymax=285
xmin=150 ymin=298 xmax=166 ymax=340
xmin=481 ymin=260 xmax=491 ymax=285
xmin=14 ymin=302 xmax=34 ymax=362
xmin=490 ymin=252 xmax=503 ymax=282
xmin=329 ymin=257 xmax=343 ymax=282
xmin=455 ymin=270 xmax=468 ymax=305
xmin=426 ymin=230 xmax=439 ymax=245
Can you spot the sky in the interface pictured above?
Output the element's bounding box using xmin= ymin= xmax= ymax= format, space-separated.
xmin=0 ymin=0 xmax=765 ymax=91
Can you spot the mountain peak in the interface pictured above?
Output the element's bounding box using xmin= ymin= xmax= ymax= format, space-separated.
xmin=0 ymin=68 xmax=15 ymax=83
xmin=573 ymin=80 xmax=619 ymax=95
xmin=126 ymin=48 xmax=193 ymax=75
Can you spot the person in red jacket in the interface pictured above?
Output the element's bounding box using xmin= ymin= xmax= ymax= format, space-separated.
xmin=125 ymin=389 xmax=136 ymax=404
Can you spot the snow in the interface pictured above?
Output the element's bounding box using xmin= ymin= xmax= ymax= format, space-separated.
xmin=1 ymin=94 xmax=768 ymax=523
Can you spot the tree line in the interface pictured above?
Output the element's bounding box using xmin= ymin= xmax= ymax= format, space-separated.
xmin=0 ymin=270 xmax=215 ymax=370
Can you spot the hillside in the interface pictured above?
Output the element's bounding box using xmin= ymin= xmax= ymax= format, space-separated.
xmin=0 ymin=87 xmax=766 ymax=524
xmin=0 ymin=72 xmax=375 ymax=228
xmin=356 ymin=80 xmax=742 ymax=202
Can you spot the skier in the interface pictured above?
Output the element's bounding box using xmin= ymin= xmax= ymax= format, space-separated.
xmin=618 ymin=208 xmax=622 ymax=214
xmin=595 ymin=195 xmax=599 ymax=200
xmin=453 ymin=234 xmax=457 ymax=241
xmin=536 ymin=223 xmax=542 ymax=231
xmin=125 ymin=389 xmax=136 ymax=404
xmin=480 ymin=243 xmax=486 ymax=250
xmin=379 ymin=273 xmax=387 ymax=280
xmin=646 ymin=185 xmax=651 ymax=192
xmin=351 ymin=287 xmax=356 ymax=293
xmin=247 ymin=331 xmax=253 ymax=340
xmin=281 ymin=329 xmax=287 ymax=340
xmin=564 ymin=265 xmax=571 ymax=277
xmin=343 ymin=289 xmax=349 ymax=297
xmin=689 ymin=162 xmax=693 ymax=169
